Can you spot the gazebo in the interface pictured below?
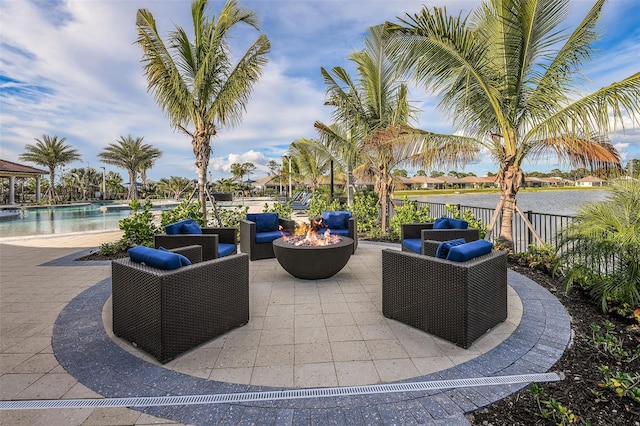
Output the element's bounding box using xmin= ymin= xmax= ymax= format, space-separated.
xmin=0 ymin=159 xmax=48 ymax=205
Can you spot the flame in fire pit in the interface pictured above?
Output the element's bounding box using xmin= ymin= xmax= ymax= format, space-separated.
xmin=282 ymin=218 xmax=341 ymax=246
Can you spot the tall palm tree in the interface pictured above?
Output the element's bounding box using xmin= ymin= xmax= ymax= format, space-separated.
xmin=98 ymin=135 xmax=162 ymax=200
xmin=136 ymin=0 xmax=270 ymax=219
xmin=316 ymin=25 xmax=477 ymax=231
xmin=385 ymin=0 xmax=639 ymax=247
xmin=19 ymin=134 xmax=81 ymax=204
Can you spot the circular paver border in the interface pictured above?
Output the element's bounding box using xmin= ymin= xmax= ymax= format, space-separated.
xmin=53 ymin=243 xmax=571 ymax=425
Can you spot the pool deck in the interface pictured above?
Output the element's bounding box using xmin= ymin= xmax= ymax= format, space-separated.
xmin=0 ymin=227 xmax=572 ymax=425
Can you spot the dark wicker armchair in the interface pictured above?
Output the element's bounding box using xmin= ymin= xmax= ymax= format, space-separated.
xmin=240 ymin=214 xmax=295 ymax=260
xmin=382 ymin=247 xmax=507 ymax=349
xmin=154 ymin=227 xmax=237 ymax=261
xmin=111 ymin=245 xmax=249 ymax=363
xmin=401 ymin=223 xmax=479 ymax=254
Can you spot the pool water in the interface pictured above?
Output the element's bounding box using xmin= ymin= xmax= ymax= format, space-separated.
xmin=0 ymin=203 xmax=174 ymax=239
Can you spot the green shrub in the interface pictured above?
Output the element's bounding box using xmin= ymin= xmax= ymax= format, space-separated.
xmin=263 ymin=201 xmax=293 ymax=219
xmin=307 ymin=193 xmax=342 ymax=218
xmin=389 ymin=197 xmax=432 ymax=241
xmin=352 ymin=191 xmax=381 ymax=236
xmin=118 ymin=199 xmax=160 ymax=247
xmin=160 ymin=199 xmax=206 ymax=228
xmin=513 ymin=243 xmax=561 ymax=276
xmin=215 ymin=205 xmax=249 ymax=231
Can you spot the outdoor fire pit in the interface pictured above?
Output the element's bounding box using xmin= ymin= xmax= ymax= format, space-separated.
xmin=273 ymin=236 xmax=354 ymax=280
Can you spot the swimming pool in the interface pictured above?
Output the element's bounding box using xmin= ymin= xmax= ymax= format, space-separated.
xmin=0 ymin=202 xmax=176 ymax=239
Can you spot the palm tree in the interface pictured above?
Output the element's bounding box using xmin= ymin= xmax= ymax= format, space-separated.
xmin=385 ymin=0 xmax=639 ymax=247
xmin=558 ymin=180 xmax=640 ymax=311
xmin=314 ymin=122 xmax=360 ymax=206
xmin=289 ymin=138 xmax=331 ymax=192
xmin=230 ymin=163 xmax=246 ymax=184
xmin=98 ymin=135 xmax=162 ymax=200
xmin=19 ymin=134 xmax=81 ymax=204
xmin=136 ymin=0 xmax=270 ymax=219
xmin=316 ymin=25 xmax=478 ymax=231
xmin=157 ymin=176 xmax=194 ymax=200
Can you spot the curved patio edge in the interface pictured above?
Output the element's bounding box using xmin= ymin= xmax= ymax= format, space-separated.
xmin=53 ymin=247 xmax=571 ymax=425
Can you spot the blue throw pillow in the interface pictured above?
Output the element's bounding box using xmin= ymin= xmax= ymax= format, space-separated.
xmin=433 ymin=217 xmax=451 ymax=229
xmin=323 ymin=212 xmax=347 ymax=229
xmin=157 ymin=246 xmax=192 ymax=266
xmin=435 ymin=238 xmax=466 ymax=259
xmin=128 ymin=246 xmax=188 ymax=270
xmin=447 ymin=218 xmax=469 ymax=229
xmin=446 ymin=239 xmax=493 ymax=262
xmin=181 ymin=221 xmax=202 ymax=234
xmin=247 ymin=213 xmax=279 ymax=232
xmin=165 ymin=219 xmax=193 ymax=235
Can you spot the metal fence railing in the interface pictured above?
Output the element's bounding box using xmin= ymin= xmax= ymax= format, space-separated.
xmin=390 ymin=199 xmax=576 ymax=254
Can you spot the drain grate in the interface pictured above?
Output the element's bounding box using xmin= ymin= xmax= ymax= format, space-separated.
xmin=0 ymin=372 xmax=563 ymax=410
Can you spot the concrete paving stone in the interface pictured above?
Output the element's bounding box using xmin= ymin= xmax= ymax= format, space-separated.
xmin=331 ymin=341 xmax=371 ymax=362
xmin=374 ymin=358 xmax=420 ymax=382
xmin=334 ymin=360 xmax=380 ymax=386
xmin=326 ymin=324 xmax=362 ymax=342
xmin=294 ymin=362 xmax=337 ymax=387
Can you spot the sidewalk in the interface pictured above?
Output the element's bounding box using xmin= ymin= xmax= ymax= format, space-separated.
xmin=0 ymin=229 xmax=571 ymax=425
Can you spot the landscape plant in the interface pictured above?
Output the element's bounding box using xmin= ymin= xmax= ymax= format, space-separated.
xmin=388 ymin=196 xmax=431 ymax=240
xmin=263 ymin=201 xmax=293 ymax=219
xmin=160 ymin=199 xmax=206 ymax=228
xmin=352 ymin=191 xmax=381 ymax=236
xmin=557 ymin=180 xmax=640 ymax=312
xmin=445 ymin=203 xmax=488 ymax=239
xmin=307 ymin=193 xmax=342 ymax=219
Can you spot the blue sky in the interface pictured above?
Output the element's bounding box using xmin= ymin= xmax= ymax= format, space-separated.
xmin=1 ymin=0 xmax=638 ymax=182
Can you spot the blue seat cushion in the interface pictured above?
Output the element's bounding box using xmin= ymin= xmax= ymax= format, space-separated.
xmin=321 ymin=211 xmax=351 ymax=229
xmin=128 ymin=246 xmax=191 ymax=270
xmin=435 ymin=238 xmax=466 ymax=259
xmin=165 ymin=219 xmax=194 ymax=235
xmin=446 ymin=240 xmax=493 ymax=262
xmin=402 ymin=238 xmax=422 ymax=254
xmin=247 ymin=213 xmax=279 ymax=232
xmin=217 ymin=243 xmax=236 ymax=258
xmin=157 ymin=246 xmax=192 ymax=266
xmin=181 ymin=221 xmax=202 ymax=234
xmin=255 ymin=230 xmax=288 ymax=244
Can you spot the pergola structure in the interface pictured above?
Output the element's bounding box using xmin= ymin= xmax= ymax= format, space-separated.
xmin=0 ymin=159 xmax=48 ymax=205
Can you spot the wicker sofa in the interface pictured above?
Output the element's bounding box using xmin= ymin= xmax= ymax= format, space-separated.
xmin=381 ymin=245 xmax=507 ymax=349
xmin=240 ymin=213 xmax=296 ymax=260
xmin=154 ymin=227 xmax=237 ymax=261
xmin=401 ymin=222 xmax=480 ymax=254
xmin=111 ymin=245 xmax=249 ymax=363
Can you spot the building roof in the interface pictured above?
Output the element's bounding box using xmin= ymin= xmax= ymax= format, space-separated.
xmin=0 ymin=159 xmax=48 ymax=177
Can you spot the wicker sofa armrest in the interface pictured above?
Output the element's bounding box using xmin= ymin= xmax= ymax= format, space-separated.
xmin=348 ymin=216 xmax=358 ymax=252
xmin=401 ymin=223 xmax=434 ymax=240
xmin=154 ymin=233 xmax=219 ymax=261
xmin=382 ymin=248 xmax=507 ymax=349
xmin=202 ymin=227 xmax=237 ymax=245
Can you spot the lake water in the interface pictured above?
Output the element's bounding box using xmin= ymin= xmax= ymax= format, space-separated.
xmin=411 ymin=189 xmax=610 ymax=216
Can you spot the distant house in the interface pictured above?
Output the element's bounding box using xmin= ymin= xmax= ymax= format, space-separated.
xmin=0 ymin=159 xmax=48 ymax=204
xmin=576 ymin=176 xmax=606 ymax=187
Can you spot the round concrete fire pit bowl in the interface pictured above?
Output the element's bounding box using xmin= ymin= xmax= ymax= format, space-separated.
xmin=273 ymin=236 xmax=354 ymax=280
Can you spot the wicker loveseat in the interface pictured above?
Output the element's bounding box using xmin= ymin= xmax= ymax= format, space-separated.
xmin=381 ymin=244 xmax=507 ymax=349
xmin=401 ymin=221 xmax=480 ymax=254
xmin=240 ymin=213 xmax=295 ymax=260
xmin=111 ymin=245 xmax=249 ymax=363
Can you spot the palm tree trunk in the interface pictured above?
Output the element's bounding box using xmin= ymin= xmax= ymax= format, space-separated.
xmin=497 ymin=160 xmax=524 ymax=249
xmin=346 ymin=163 xmax=354 ymax=207
xmin=128 ymin=171 xmax=137 ymax=200
xmin=192 ymin=133 xmax=211 ymax=220
xmin=48 ymin=168 xmax=56 ymax=204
